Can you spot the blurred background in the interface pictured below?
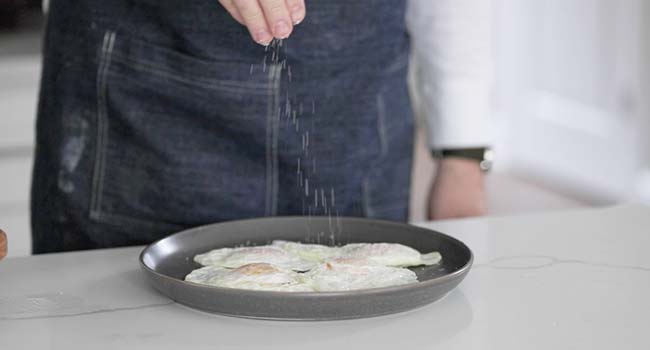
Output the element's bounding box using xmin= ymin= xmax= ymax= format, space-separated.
xmin=1 ymin=0 xmax=648 ymax=257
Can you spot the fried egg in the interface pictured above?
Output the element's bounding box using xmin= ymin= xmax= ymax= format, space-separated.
xmin=189 ymin=241 xmax=442 ymax=293
xmin=185 ymin=263 xmax=314 ymax=292
xmin=303 ymin=259 xmax=418 ymax=292
xmin=338 ymin=243 xmax=441 ymax=267
xmin=271 ymin=241 xmax=441 ymax=267
xmin=271 ymin=240 xmax=338 ymax=262
xmin=193 ymin=245 xmax=315 ymax=271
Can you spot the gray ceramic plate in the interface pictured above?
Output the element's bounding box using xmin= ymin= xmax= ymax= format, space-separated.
xmin=139 ymin=216 xmax=473 ymax=320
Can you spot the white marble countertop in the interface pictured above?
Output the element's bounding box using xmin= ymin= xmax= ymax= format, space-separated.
xmin=1 ymin=205 xmax=649 ymax=349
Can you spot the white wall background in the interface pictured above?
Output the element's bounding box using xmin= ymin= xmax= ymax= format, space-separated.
xmin=493 ymin=0 xmax=650 ymax=204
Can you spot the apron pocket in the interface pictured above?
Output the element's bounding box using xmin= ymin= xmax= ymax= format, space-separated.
xmin=90 ymin=32 xmax=276 ymax=228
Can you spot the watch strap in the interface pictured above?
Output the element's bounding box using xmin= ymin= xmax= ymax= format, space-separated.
xmin=431 ymin=147 xmax=494 ymax=171
xmin=433 ymin=148 xmax=487 ymax=161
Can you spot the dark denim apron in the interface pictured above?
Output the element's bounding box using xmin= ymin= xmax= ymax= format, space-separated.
xmin=31 ymin=0 xmax=414 ymax=253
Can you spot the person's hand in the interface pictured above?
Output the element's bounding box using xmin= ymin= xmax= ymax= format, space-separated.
xmin=218 ymin=0 xmax=306 ymax=45
xmin=428 ymin=158 xmax=487 ymax=220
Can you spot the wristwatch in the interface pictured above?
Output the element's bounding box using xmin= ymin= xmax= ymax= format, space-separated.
xmin=431 ymin=147 xmax=494 ymax=172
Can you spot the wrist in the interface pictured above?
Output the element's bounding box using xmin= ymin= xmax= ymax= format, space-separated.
xmin=436 ymin=158 xmax=485 ymax=182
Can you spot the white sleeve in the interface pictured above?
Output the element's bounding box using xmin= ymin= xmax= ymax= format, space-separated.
xmin=406 ymin=0 xmax=494 ymax=149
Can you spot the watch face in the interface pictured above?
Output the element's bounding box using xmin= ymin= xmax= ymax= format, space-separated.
xmin=480 ymin=149 xmax=495 ymax=171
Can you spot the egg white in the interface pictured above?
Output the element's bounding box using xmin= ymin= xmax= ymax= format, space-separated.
xmin=271 ymin=240 xmax=338 ymax=262
xmin=338 ymin=243 xmax=441 ymax=267
xmin=194 ymin=245 xmax=315 ymax=271
xmin=302 ymin=259 xmax=418 ymax=292
xmin=185 ymin=263 xmax=314 ymax=292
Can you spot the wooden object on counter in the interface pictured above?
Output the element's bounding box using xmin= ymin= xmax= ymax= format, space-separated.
xmin=0 ymin=229 xmax=6 ymax=260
